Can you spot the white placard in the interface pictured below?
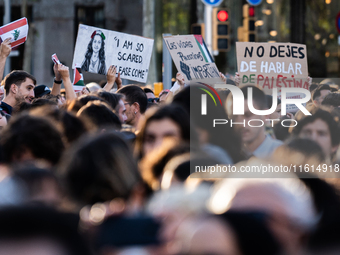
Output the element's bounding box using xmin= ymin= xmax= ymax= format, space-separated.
xmin=72 ymin=24 xmax=154 ymax=83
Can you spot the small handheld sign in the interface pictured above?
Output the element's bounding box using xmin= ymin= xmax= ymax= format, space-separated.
xmin=336 ymin=11 xmax=340 ymax=34
xmin=200 ymin=0 xmax=223 ymax=7
xmin=51 ymin=53 xmax=61 ymax=65
xmin=0 ymin=17 xmax=29 ymax=47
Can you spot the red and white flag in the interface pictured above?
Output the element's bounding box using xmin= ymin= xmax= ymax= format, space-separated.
xmin=51 ymin=53 xmax=61 ymax=65
xmin=0 ymin=17 xmax=29 ymax=48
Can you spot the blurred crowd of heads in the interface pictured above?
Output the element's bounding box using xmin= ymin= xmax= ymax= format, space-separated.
xmin=0 ymin=69 xmax=340 ymax=255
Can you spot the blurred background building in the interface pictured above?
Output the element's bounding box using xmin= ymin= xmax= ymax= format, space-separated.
xmin=0 ymin=0 xmax=339 ymax=85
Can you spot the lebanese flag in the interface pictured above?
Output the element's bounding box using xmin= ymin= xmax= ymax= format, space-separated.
xmin=73 ymin=67 xmax=85 ymax=92
xmin=0 ymin=17 xmax=29 ymax=48
xmin=51 ymin=53 xmax=61 ymax=65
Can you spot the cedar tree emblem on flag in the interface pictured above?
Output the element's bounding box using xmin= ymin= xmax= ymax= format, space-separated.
xmin=12 ymin=29 xmax=20 ymax=40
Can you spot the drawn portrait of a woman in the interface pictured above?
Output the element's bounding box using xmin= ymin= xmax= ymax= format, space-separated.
xmin=81 ymin=30 xmax=107 ymax=75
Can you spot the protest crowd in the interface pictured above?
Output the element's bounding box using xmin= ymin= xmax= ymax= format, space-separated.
xmin=0 ymin=16 xmax=340 ymax=255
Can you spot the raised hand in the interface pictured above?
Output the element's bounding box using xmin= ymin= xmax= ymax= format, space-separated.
xmin=176 ymin=72 xmax=185 ymax=87
xmin=106 ymin=65 xmax=116 ymax=85
xmin=219 ymin=72 xmax=227 ymax=83
xmin=58 ymin=64 xmax=70 ymax=80
xmin=180 ymin=61 xmax=191 ymax=81
xmin=0 ymin=38 xmax=11 ymax=59
xmin=234 ymin=72 xmax=240 ymax=86
xmin=53 ymin=63 xmax=62 ymax=81
xmin=115 ymin=72 xmax=122 ymax=90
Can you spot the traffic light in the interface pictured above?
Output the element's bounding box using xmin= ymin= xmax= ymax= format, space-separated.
xmin=191 ymin=23 xmax=205 ymax=39
xmin=212 ymin=7 xmax=230 ymax=52
xmin=242 ymin=4 xmax=256 ymax=42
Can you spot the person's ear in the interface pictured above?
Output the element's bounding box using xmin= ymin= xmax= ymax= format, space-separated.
xmin=10 ymin=84 xmax=18 ymax=94
xmin=132 ymin=102 xmax=140 ymax=114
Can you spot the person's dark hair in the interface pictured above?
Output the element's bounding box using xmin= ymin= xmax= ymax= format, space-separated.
xmin=67 ymin=95 xmax=105 ymax=113
xmin=140 ymin=142 xmax=193 ymax=188
xmin=3 ymin=70 xmax=37 ymax=95
xmin=29 ymin=106 xmax=88 ymax=146
xmin=77 ymin=101 xmax=121 ymax=130
xmin=173 ymin=156 xmax=221 ymax=182
xmin=135 ymin=104 xmax=194 ymax=159
xmin=321 ymin=92 xmax=340 ymax=107
xmin=219 ymin=211 xmax=282 ymax=255
xmin=273 ymin=115 xmax=291 ymax=141
xmin=285 ymin=138 xmax=325 ymax=163
xmin=31 ymin=98 xmax=58 ymax=109
xmin=307 ymin=219 xmax=340 ymax=254
xmin=0 ymin=114 xmax=65 ymax=165
xmin=309 ymin=83 xmax=319 ymax=93
xmin=146 ymin=101 xmax=159 ymax=110
xmin=13 ymin=101 xmax=32 ymax=114
xmin=78 ymin=95 xmax=105 ymax=106
xmin=0 ymin=205 xmax=92 ymax=255
xmin=173 ymin=86 xmax=245 ymax=163
xmin=81 ymin=32 xmax=106 ymax=75
xmin=13 ymin=165 xmax=60 ymax=206
xmin=265 ymin=95 xmax=281 ymax=109
xmin=292 ymin=107 xmax=340 ymax=147
xmin=226 ymin=78 xmax=236 ymax=85
xmin=143 ymin=87 xmax=154 ymax=94
xmin=117 ymin=85 xmax=148 ymax=114
xmin=172 ymin=86 xmax=190 ymax=112
xmin=312 ymin=84 xmax=331 ymax=101
xmin=58 ymin=132 xmax=141 ymax=205
xmin=42 ymin=94 xmax=62 ymax=104
xmin=94 ymin=91 xmax=123 ymax=111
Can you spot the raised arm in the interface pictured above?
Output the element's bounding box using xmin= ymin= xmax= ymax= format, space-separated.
xmin=51 ymin=63 xmax=63 ymax=96
xmin=103 ymin=65 xmax=117 ymax=91
xmin=58 ymin=64 xmax=76 ymax=101
xmin=0 ymin=38 xmax=12 ymax=82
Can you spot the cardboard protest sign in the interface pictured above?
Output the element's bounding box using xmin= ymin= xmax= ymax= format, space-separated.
xmin=236 ymin=42 xmax=309 ymax=90
xmin=72 ymin=24 xmax=154 ymax=83
xmin=236 ymin=42 xmax=309 ymax=113
xmin=163 ymin=34 xmax=224 ymax=86
xmin=0 ymin=17 xmax=29 ymax=47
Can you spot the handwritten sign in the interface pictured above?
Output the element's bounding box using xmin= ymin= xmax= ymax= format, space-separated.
xmin=72 ymin=24 xmax=154 ymax=83
xmin=163 ymin=34 xmax=223 ymax=86
xmin=236 ymin=42 xmax=309 ymax=92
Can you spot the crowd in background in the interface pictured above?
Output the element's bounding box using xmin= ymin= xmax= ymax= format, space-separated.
xmin=0 ymin=33 xmax=340 ymax=255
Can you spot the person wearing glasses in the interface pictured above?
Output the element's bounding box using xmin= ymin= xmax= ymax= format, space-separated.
xmin=117 ymin=85 xmax=148 ymax=129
